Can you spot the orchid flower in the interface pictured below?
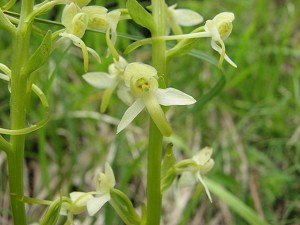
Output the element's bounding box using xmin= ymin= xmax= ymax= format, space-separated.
xmin=60 ymin=191 xmax=93 ymax=224
xmin=83 ymin=56 xmax=129 ymax=112
xmin=166 ymin=4 xmax=203 ymax=35
xmin=64 ymin=163 xmax=115 ymax=221
xmin=204 ymin=12 xmax=237 ymax=68
xmin=117 ymin=62 xmax=196 ymax=136
xmin=177 ymin=147 xmax=215 ymax=202
xmin=82 ymin=6 xmax=121 ymax=47
xmin=60 ymin=2 xmax=100 ymax=71
xmin=86 ymin=163 xmax=116 ymax=216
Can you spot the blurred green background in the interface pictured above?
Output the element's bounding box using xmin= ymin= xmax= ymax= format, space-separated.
xmin=0 ymin=0 xmax=299 ymax=224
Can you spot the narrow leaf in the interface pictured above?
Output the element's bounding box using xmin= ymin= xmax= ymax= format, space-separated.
xmin=110 ymin=189 xmax=141 ymax=225
xmin=191 ymin=72 xmax=226 ymax=112
xmin=40 ymin=198 xmax=62 ymax=225
xmin=0 ymin=10 xmax=16 ymax=34
xmin=162 ymin=143 xmax=176 ymax=177
xmin=178 ymin=72 xmax=225 ymax=121
xmin=167 ymin=37 xmax=200 ymax=59
xmin=206 ymin=179 xmax=271 ymax=225
xmin=22 ymin=30 xmax=52 ymax=76
xmin=126 ymin=0 xmax=155 ymax=32
xmin=166 ymin=27 xmax=205 ymax=59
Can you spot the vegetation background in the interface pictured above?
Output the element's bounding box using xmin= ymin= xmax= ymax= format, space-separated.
xmin=0 ymin=0 xmax=299 ymax=224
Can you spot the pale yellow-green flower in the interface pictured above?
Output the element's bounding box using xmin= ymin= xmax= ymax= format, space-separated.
xmin=178 ymin=147 xmax=215 ymax=202
xmin=83 ymin=56 xmax=129 ymax=112
xmin=86 ymin=163 xmax=116 ymax=215
xmin=117 ymin=62 xmax=196 ymax=136
xmin=204 ymin=12 xmax=237 ymax=68
xmin=64 ymin=163 xmax=116 ymax=219
xmin=59 ymin=2 xmax=101 ymax=71
xmin=60 ymin=2 xmax=121 ymax=63
xmin=82 ymin=6 xmax=121 ymax=47
xmin=61 ymin=2 xmax=88 ymax=38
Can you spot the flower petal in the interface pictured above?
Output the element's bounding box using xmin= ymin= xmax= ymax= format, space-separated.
xmin=211 ymin=40 xmax=237 ymax=68
xmin=82 ymin=5 xmax=108 ymax=15
xmin=196 ymin=172 xmax=212 ymax=203
xmin=105 ymin=163 xmax=116 ymax=189
xmin=174 ymin=9 xmax=203 ymax=26
xmin=156 ymin=88 xmax=196 ymax=106
xmin=70 ymin=191 xmax=93 ymax=207
xmin=87 ymin=194 xmax=110 ymax=216
xmin=178 ymin=171 xmax=196 ymax=187
xmin=59 ymin=32 xmax=89 ymax=71
xmin=142 ymin=91 xmax=172 ymax=136
xmin=192 ymin=147 xmax=213 ymax=165
xmin=205 ymin=20 xmax=220 ymax=41
xmin=107 ymin=10 xmax=121 ymax=45
xmin=61 ymin=3 xmax=80 ymax=30
xmin=213 ymin=12 xmax=235 ymax=25
xmin=117 ymin=98 xmax=145 ymax=133
xmin=101 ymin=84 xmax=118 ymax=113
xmin=87 ymin=47 xmax=101 ymax=64
xmin=199 ymin=159 xmax=215 ymax=175
xmin=83 ymin=72 xmax=115 ymax=89
xmin=117 ymin=85 xmax=134 ymax=105
xmin=74 ymin=0 xmax=92 ymax=7
xmin=123 ymin=63 xmax=157 ymax=87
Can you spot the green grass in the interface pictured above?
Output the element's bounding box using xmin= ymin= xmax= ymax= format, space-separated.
xmin=1 ymin=0 xmax=300 ymax=224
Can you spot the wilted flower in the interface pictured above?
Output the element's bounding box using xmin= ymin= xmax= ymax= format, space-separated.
xmin=166 ymin=4 xmax=203 ymax=35
xmin=117 ymin=62 xmax=196 ymax=136
xmin=204 ymin=12 xmax=237 ymax=68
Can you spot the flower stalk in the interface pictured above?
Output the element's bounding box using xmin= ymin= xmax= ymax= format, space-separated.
xmin=146 ymin=0 xmax=166 ymax=224
xmin=8 ymin=1 xmax=35 ymax=224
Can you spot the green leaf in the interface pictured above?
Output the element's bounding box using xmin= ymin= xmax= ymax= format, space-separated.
xmin=161 ymin=143 xmax=176 ymax=177
xmin=178 ymin=72 xmax=225 ymax=121
xmin=21 ymin=30 xmax=52 ymax=76
xmin=1 ymin=0 xmax=16 ymax=11
xmin=110 ymin=189 xmax=141 ymax=225
xmin=161 ymin=143 xmax=177 ymax=192
xmin=126 ymin=0 xmax=155 ymax=32
xmin=0 ymin=9 xmax=16 ymax=34
xmin=191 ymin=72 xmax=226 ymax=112
xmin=188 ymin=48 xmax=218 ymax=67
xmin=206 ymin=179 xmax=271 ymax=225
xmin=167 ymin=37 xmax=200 ymax=59
xmin=40 ymin=198 xmax=62 ymax=225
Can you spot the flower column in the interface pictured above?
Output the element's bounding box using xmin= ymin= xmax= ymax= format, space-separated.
xmin=147 ymin=0 xmax=167 ymax=224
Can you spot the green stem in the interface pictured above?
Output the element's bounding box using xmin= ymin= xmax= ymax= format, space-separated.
xmin=146 ymin=0 xmax=166 ymax=225
xmin=8 ymin=1 xmax=34 ymax=224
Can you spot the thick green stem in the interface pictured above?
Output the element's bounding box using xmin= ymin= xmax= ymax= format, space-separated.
xmin=8 ymin=1 xmax=34 ymax=224
xmin=146 ymin=0 xmax=166 ymax=224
